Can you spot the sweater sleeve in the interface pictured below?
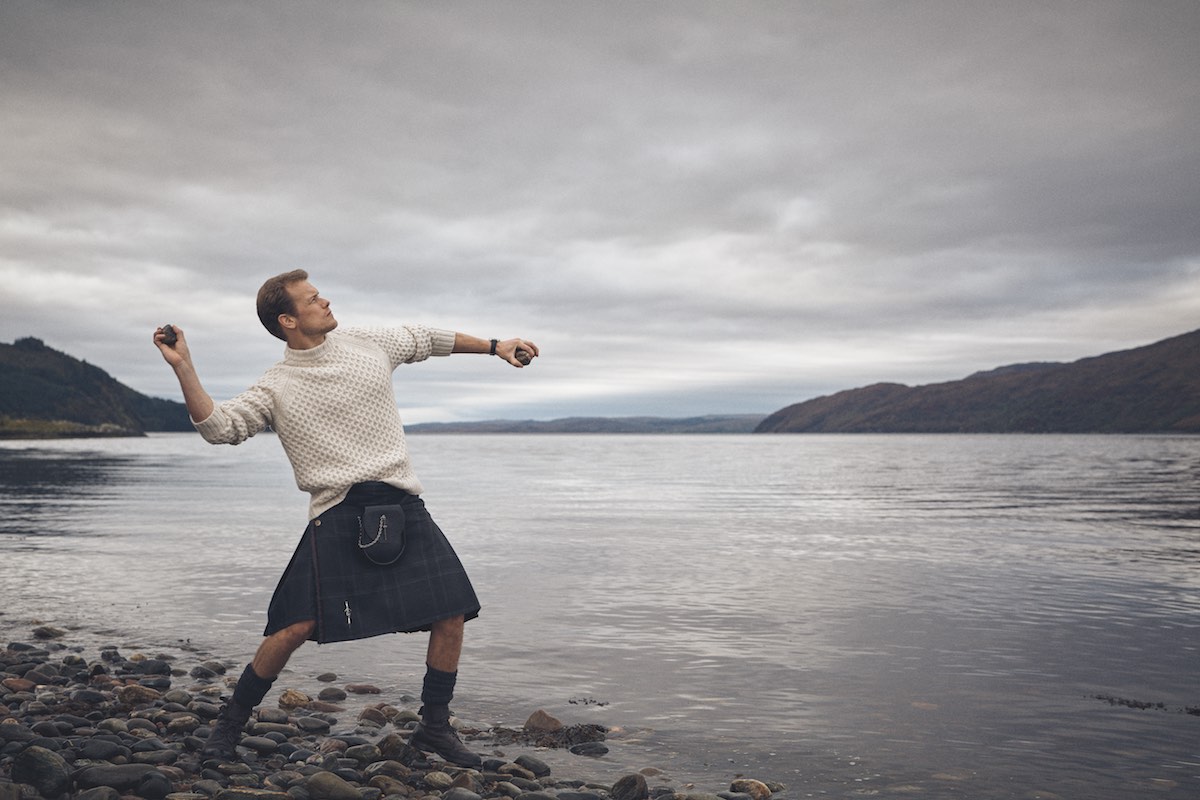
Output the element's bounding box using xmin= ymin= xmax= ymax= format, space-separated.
xmin=193 ymin=382 xmax=276 ymax=445
xmin=341 ymin=325 xmax=456 ymax=368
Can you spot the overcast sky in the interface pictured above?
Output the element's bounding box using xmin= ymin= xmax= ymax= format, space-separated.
xmin=3 ymin=1 xmax=1198 ymax=423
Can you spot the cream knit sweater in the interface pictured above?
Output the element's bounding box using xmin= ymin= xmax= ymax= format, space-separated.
xmin=194 ymin=325 xmax=456 ymax=519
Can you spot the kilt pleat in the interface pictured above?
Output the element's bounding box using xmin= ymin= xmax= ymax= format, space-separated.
xmin=265 ymin=483 xmax=480 ymax=644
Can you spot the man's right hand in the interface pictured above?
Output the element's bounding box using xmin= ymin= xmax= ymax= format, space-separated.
xmin=153 ymin=324 xmax=214 ymax=422
xmin=153 ymin=324 xmax=190 ymax=368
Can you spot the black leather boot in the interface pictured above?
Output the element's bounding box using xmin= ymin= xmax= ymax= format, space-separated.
xmin=201 ymin=698 xmax=252 ymax=762
xmin=410 ymin=704 xmax=481 ymax=767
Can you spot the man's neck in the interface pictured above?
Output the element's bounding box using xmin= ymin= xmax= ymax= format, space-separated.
xmin=286 ymin=332 xmax=327 ymax=351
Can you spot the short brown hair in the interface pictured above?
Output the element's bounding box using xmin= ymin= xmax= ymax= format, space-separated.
xmin=256 ymin=269 xmax=309 ymax=340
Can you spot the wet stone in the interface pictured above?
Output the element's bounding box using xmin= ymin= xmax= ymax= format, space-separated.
xmin=296 ymin=715 xmax=332 ymax=734
xmin=241 ymin=735 xmax=279 ymax=754
xmin=74 ymin=788 xmax=121 ymax=800
xmin=12 ymin=744 xmax=71 ymax=797
xmin=516 ymin=754 xmax=552 ymax=777
xmin=75 ymin=763 xmax=160 ymax=791
xmin=612 ymin=773 xmax=650 ymax=800
xmin=306 ymin=769 xmax=362 ymax=800
xmin=569 ymin=742 xmax=609 ymax=757
xmin=257 ymin=707 xmax=290 ymax=724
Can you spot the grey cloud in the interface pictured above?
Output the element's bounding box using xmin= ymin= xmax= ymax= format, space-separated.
xmin=2 ymin=1 xmax=1198 ymax=421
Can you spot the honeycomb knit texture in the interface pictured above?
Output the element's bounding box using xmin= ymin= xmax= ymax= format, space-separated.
xmin=194 ymin=325 xmax=456 ymax=519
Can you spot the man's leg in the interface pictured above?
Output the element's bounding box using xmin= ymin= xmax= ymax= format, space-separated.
xmin=426 ymin=614 xmax=464 ymax=672
xmin=202 ymin=619 xmax=315 ymax=761
xmin=411 ymin=615 xmax=481 ymax=767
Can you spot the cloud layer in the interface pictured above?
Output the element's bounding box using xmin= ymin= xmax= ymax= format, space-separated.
xmin=3 ymin=1 xmax=1198 ymax=422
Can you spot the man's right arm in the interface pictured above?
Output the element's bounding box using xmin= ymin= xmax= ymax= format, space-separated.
xmin=154 ymin=325 xmax=214 ymax=423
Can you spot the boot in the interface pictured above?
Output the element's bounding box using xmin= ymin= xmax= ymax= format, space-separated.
xmin=201 ymin=698 xmax=252 ymax=762
xmin=410 ymin=704 xmax=481 ymax=768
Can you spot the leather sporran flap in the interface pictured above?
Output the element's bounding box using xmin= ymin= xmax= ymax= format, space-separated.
xmin=358 ymin=504 xmax=406 ymax=565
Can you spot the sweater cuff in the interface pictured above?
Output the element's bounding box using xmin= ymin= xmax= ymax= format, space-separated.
xmin=430 ymin=328 xmax=456 ymax=357
xmin=192 ymin=409 xmax=222 ymax=440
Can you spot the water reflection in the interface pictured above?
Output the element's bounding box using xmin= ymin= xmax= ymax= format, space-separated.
xmin=2 ymin=434 xmax=1198 ymax=798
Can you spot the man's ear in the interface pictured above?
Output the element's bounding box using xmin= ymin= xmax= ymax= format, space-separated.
xmin=279 ymin=313 xmax=297 ymax=331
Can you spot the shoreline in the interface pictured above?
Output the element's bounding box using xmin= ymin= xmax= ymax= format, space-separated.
xmin=1 ymin=621 xmax=784 ymax=800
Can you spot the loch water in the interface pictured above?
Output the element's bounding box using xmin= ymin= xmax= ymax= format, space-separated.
xmin=1 ymin=432 xmax=1197 ymax=798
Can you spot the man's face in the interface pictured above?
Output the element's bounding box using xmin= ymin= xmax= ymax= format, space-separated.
xmin=284 ymin=280 xmax=338 ymax=337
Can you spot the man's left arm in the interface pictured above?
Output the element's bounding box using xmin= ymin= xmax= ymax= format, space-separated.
xmin=453 ymin=333 xmax=539 ymax=367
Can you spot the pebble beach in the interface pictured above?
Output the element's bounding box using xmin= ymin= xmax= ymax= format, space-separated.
xmin=0 ymin=623 xmax=785 ymax=800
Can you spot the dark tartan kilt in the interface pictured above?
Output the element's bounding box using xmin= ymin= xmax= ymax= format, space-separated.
xmin=265 ymin=482 xmax=481 ymax=644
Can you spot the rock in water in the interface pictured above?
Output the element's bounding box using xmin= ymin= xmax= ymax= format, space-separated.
xmin=277 ymin=688 xmax=310 ymax=709
xmin=730 ymin=779 xmax=773 ymax=800
xmin=523 ymin=709 xmax=563 ymax=733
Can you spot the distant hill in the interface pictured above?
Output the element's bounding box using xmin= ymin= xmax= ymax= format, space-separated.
xmin=408 ymin=414 xmax=766 ymax=434
xmin=756 ymin=328 xmax=1200 ymax=433
xmin=0 ymin=337 xmax=192 ymax=438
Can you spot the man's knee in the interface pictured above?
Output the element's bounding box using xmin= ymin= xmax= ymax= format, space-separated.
xmin=431 ymin=615 xmax=465 ymax=636
xmin=275 ymin=619 xmax=316 ymax=647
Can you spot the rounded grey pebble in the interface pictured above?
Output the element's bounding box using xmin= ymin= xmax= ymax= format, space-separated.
xmin=241 ymin=735 xmax=279 ymax=753
xmin=515 ymin=754 xmax=552 ymax=777
xmin=444 ymin=788 xmax=483 ymax=800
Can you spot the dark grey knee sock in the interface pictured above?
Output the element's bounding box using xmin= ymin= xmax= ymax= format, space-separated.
xmin=231 ymin=663 xmax=276 ymax=709
xmin=421 ymin=664 xmax=457 ymax=708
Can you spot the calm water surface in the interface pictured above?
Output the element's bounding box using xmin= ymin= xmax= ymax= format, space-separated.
xmin=1 ymin=433 xmax=1198 ymax=799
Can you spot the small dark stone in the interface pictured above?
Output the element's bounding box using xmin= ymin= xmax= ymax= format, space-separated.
xmin=71 ymin=689 xmax=110 ymax=705
xmin=344 ymin=743 xmax=381 ymax=764
xmin=56 ymin=713 xmax=92 ymax=728
xmin=12 ymin=744 xmax=71 ymax=797
xmin=139 ymin=676 xmax=173 ymax=689
xmin=74 ymin=763 xmax=159 ymax=791
xmin=31 ymin=720 xmax=62 ymax=737
xmin=296 ymin=716 xmax=331 ymax=734
xmin=569 ymin=741 xmax=610 ymax=757
xmin=132 ymin=749 xmax=178 ymax=765
xmin=0 ymin=722 xmax=37 ymax=742
xmin=134 ymin=658 xmax=171 ymax=675
xmin=241 ymin=735 xmax=279 ymax=754
xmin=74 ymin=788 xmax=121 ymax=800
xmin=444 ymin=788 xmax=483 ymax=800
xmin=137 ymin=769 xmax=173 ymax=799
xmin=32 ymin=626 xmax=66 ymax=640
xmin=131 ymin=736 xmax=168 ymax=752
xmin=515 ymin=754 xmax=552 ymax=777
xmin=80 ymin=739 xmax=129 ymax=760
xmin=612 ymin=773 xmax=650 ymax=800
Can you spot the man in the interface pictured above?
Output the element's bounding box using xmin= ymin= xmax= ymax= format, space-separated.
xmin=153 ymin=270 xmax=538 ymax=768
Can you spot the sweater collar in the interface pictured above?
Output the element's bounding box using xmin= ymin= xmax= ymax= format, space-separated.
xmin=284 ymin=334 xmax=335 ymax=363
